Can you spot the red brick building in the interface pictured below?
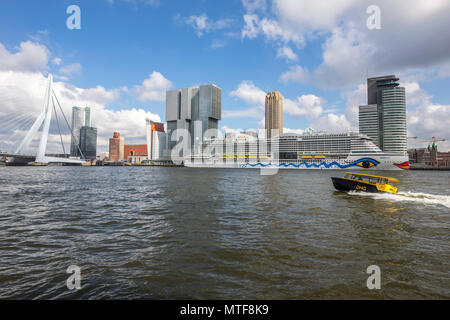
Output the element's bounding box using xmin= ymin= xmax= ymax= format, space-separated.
xmin=109 ymin=132 xmax=124 ymax=161
xmin=124 ymin=144 xmax=148 ymax=164
xmin=124 ymin=144 xmax=147 ymax=158
xmin=408 ymin=144 xmax=450 ymax=168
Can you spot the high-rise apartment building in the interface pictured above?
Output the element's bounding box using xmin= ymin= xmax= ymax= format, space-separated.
xmin=265 ymin=91 xmax=283 ymax=139
xmin=80 ymin=126 xmax=97 ymax=159
xmin=165 ymin=84 xmax=221 ymax=156
xmin=359 ymin=75 xmax=407 ymax=155
xmin=109 ymin=132 xmax=124 ymax=161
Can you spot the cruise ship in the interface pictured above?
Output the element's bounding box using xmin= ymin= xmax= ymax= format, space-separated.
xmin=184 ymin=131 xmax=410 ymax=170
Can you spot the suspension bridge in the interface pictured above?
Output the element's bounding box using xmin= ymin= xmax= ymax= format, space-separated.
xmin=1 ymin=74 xmax=87 ymax=165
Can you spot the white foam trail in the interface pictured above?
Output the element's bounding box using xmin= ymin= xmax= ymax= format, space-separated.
xmin=348 ymin=191 xmax=450 ymax=208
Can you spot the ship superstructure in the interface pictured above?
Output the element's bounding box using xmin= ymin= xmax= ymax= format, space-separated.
xmin=185 ymin=130 xmax=409 ymax=170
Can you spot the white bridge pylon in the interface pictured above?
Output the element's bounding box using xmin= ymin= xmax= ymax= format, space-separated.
xmin=15 ymin=74 xmax=85 ymax=164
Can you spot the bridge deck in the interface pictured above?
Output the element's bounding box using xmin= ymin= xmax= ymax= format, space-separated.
xmin=2 ymin=154 xmax=86 ymax=164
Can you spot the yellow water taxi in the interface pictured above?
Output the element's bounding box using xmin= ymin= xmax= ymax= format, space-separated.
xmin=331 ymin=172 xmax=399 ymax=194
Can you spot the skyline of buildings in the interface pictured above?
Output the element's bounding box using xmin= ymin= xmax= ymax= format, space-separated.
xmin=56 ymin=74 xmax=434 ymax=162
xmin=108 ymin=121 xmax=166 ymax=163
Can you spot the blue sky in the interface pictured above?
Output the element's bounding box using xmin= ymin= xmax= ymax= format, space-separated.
xmin=1 ymin=0 xmax=450 ymax=151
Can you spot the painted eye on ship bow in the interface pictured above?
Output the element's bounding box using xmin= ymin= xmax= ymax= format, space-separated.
xmin=353 ymin=158 xmax=379 ymax=168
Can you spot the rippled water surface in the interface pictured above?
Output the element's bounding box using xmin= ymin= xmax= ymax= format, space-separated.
xmin=0 ymin=166 xmax=449 ymax=299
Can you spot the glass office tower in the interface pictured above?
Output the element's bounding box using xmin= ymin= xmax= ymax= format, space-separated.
xmin=359 ymin=75 xmax=407 ymax=155
xmin=71 ymin=106 xmax=97 ymax=158
xmin=80 ymin=126 xmax=97 ymax=159
xmin=70 ymin=106 xmax=85 ymax=156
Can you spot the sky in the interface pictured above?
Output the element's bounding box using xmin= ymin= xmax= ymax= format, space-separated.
xmin=0 ymin=0 xmax=450 ymax=153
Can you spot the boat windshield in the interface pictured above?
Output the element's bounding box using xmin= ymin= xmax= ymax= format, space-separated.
xmin=344 ymin=174 xmax=394 ymax=185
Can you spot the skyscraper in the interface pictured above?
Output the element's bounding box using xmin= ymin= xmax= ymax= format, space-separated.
xmin=165 ymin=84 xmax=221 ymax=156
xmin=359 ymin=105 xmax=379 ymax=146
xmin=80 ymin=126 xmax=97 ymax=159
xmin=71 ymin=106 xmax=97 ymax=158
xmin=70 ymin=106 xmax=85 ymax=156
xmin=359 ymin=75 xmax=407 ymax=155
xmin=265 ymin=91 xmax=283 ymax=139
xmin=84 ymin=107 xmax=91 ymax=127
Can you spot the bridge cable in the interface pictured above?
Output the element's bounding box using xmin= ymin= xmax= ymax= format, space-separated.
xmin=51 ymin=95 xmax=66 ymax=155
xmin=52 ymin=90 xmax=85 ymax=160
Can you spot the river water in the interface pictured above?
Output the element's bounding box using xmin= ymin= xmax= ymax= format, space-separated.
xmin=0 ymin=166 xmax=448 ymax=299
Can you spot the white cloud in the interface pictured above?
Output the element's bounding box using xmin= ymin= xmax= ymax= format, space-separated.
xmin=241 ymin=1 xmax=450 ymax=88
xmin=242 ymin=0 xmax=267 ymax=13
xmin=279 ymin=65 xmax=309 ymax=83
xmin=283 ymin=127 xmax=304 ymax=135
xmin=52 ymin=57 xmax=62 ymax=65
xmin=273 ymin=0 xmax=360 ymax=32
xmin=185 ymin=13 xmax=233 ymax=37
xmin=241 ymin=14 xmax=304 ymax=47
xmin=230 ymin=80 xmax=266 ymax=106
xmin=284 ymin=94 xmax=324 ymax=118
xmin=276 ymin=47 xmax=297 ymax=61
xmin=78 ymin=85 xmax=120 ymax=105
xmin=227 ymin=81 xmax=267 ymax=120
xmin=310 ymin=113 xmax=354 ymax=133
xmin=313 ymin=24 xmax=370 ymax=88
xmin=133 ymin=71 xmax=172 ymax=102
xmin=404 ymin=81 xmax=450 ymax=150
xmin=0 ymin=41 xmax=49 ymax=73
xmin=241 ymin=14 xmax=260 ymax=39
xmin=344 ymin=83 xmax=366 ymax=126
xmin=223 ymin=107 xmax=263 ymax=119
xmin=402 ymin=81 xmax=431 ymax=107
xmin=59 ymin=63 xmax=82 ymax=76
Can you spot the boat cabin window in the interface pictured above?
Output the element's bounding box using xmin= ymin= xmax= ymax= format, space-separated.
xmin=345 ymin=174 xmax=395 ymax=185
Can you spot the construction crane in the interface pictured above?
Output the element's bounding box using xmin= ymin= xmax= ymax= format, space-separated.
xmin=408 ymin=136 xmax=446 ymax=143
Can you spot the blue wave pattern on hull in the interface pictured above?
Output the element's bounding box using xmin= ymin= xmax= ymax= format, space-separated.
xmin=241 ymin=158 xmax=380 ymax=169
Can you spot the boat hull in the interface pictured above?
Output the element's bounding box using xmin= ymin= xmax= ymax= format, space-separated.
xmin=331 ymin=177 xmax=379 ymax=193
xmin=185 ymin=154 xmax=409 ymax=170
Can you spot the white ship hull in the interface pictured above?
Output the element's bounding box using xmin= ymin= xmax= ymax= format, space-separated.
xmin=185 ymin=154 xmax=410 ymax=170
